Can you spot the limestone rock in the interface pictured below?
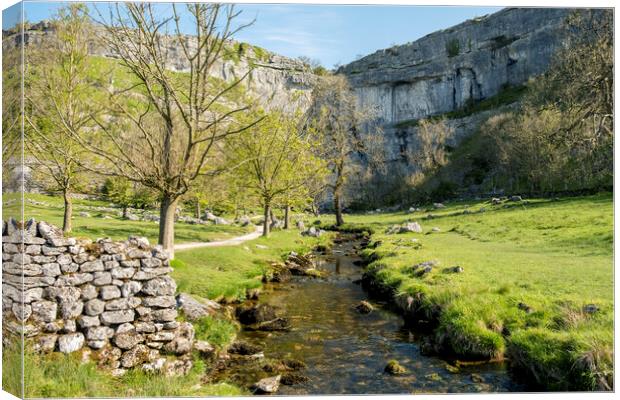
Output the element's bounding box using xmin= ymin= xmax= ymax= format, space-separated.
xmin=87 ymin=326 xmax=115 ymax=341
xmin=31 ymin=300 xmax=58 ymax=322
xmin=176 ymin=293 xmax=220 ymax=321
xmin=114 ymin=331 xmax=145 ymax=350
xmin=84 ymin=298 xmax=105 ymax=316
xmin=120 ymin=344 xmax=150 ymax=368
xmin=58 ymin=333 xmax=85 ymax=353
xmin=141 ymin=276 xmax=176 ymax=296
xmin=252 ymin=375 xmax=281 ymax=394
xmin=355 ymin=300 xmax=374 ymax=314
xmin=36 ymin=334 xmax=58 ymax=352
xmin=101 ymin=310 xmax=135 ymax=325
xmin=100 ymin=285 xmax=121 ymax=300
xmin=194 ymin=340 xmax=215 ymax=355
xmin=77 ymin=315 xmax=101 ymax=328
xmin=162 ymin=322 xmax=194 ymax=355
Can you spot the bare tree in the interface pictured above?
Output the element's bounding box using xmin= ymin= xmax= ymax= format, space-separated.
xmin=306 ymin=74 xmax=383 ymax=226
xmin=24 ymin=4 xmax=93 ymax=233
xmin=67 ymin=3 xmax=259 ymax=256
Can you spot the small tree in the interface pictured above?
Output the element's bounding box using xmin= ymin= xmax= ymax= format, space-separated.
xmin=101 ymin=177 xmax=155 ymax=218
xmin=24 ymin=3 xmax=93 ymax=233
xmin=228 ymin=109 xmax=326 ymax=237
xmin=306 ymin=74 xmax=382 ymax=226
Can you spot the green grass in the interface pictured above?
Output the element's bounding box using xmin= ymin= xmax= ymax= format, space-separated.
xmin=328 ymin=193 xmax=613 ymax=390
xmin=18 ymin=193 xmax=251 ymax=244
xmin=2 ymin=340 xmax=247 ymax=398
xmin=192 ymin=316 xmax=238 ymax=349
xmin=173 ymin=228 xmax=333 ymax=301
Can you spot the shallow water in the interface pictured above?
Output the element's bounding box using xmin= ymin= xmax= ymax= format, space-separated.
xmin=220 ymin=236 xmax=523 ymax=394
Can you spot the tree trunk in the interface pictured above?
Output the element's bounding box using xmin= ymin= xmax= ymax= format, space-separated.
xmin=284 ymin=205 xmax=290 ymax=229
xmin=262 ymin=202 xmax=271 ymax=237
xmin=195 ymin=201 xmax=201 ymax=219
xmin=122 ymin=206 xmax=128 ymax=219
xmin=159 ymin=194 xmax=178 ymax=259
xmin=334 ymin=191 xmax=344 ymax=226
xmin=62 ymin=190 xmax=72 ymax=233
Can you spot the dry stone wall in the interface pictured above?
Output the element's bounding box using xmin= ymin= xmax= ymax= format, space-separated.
xmin=2 ymin=218 xmax=198 ymax=376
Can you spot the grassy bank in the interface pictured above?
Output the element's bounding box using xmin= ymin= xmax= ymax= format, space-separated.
xmin=330 ymin=193 xmax=613 ymax=390
xmin=173 ymin=228 xmax=333 ymax=302
xmin=8 ymin=193 xmax=252 ymax=244
xmin=2 ymin=340 xmax=246 ymax=398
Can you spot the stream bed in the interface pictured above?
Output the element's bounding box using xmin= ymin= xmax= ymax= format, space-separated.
xmin=216 ymin=235 xmax=523 ymax=394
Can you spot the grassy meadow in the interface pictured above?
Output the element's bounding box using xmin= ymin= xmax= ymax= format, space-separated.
xmin=2 ymin=191 xmax=613 ymax=392
xmin=330 ymin=193 xmax=613 ymax=390
xmin=173 ymin=229 xmax=333 ymax=301
xmin=10 ymin=193 xmax=252 ymax=244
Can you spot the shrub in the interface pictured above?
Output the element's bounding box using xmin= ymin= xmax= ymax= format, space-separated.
xmin=445 ymin=38 xmax=460 ymax=57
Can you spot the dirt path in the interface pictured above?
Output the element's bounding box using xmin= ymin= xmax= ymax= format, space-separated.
xmin=174 ymin=225 xmax=264 ymax=251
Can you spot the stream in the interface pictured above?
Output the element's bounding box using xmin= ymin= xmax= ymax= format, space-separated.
xmin=215 ymin=235 xmax=523 ymax=394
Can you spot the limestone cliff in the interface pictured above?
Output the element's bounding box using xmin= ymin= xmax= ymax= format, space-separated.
xmin=340 ymin=7 xmax=571 ymax=124
xmin=339 ymin=7 xmax=574 ymax=166
xmin=4 ymin=22 xmax=316 ymax=113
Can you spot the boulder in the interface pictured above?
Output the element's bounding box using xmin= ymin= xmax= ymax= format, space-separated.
xmin=245 ymin=317 xmax=291 ymax=332
xmin=237 ymin=304 xmax=278 ymax=325
xmin=194 ymin=340 xmax=215 ymax=355
xmin=252 ymin=375 xmax=281 ymax=394
xmin=384 ymin=359 xmax=407 ymax=375
xmin=228 ymin=341 xmax=263 ymax=356
xmin=80 ymin=284 xmax=98 ymax=300
xmin=355 ymin=300 xmax=374 ymax=314
xmin=281 ymin=373 xmax=309 ymax=385
xmin=301 ymin=227 xmax=323 ymax=237
xmin=121 ymin=281 xmax=142 ymax=298
xmin=399 ymin=222 xmax=422 ymax=233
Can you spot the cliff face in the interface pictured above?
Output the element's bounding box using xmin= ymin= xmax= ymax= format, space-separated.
xmin=340 ymin=8 xmax=570 ymax=124
xmin=6 ymin=23 xmax=316 ymax=113
xmin=339 ymin=7 xmax=573 ymax=167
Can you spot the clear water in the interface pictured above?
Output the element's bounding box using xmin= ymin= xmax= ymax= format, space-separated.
xmin=217 ymin=236 xmax=523 ymax=394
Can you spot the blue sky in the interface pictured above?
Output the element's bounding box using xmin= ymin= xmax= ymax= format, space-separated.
xmin=4 ymin=2 xmax=501 ymax=67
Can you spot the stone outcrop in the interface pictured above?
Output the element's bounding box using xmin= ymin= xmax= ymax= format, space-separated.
xmin=340 ymin=8 xmax=571 ymax=125
xmin=2 ymin=218 xmax=197 ymax=375
xmin=339 ymin=8 xmax=578 ymax=169
xmin=4 ymin=22 xmax=316 ymax=114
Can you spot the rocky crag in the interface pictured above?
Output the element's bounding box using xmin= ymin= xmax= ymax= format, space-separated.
xmin=2 ymin=218 xmax=217 ymax=377
xmin=4 ymin=21 xmax=316 ymax=113
xmin=339 ymin=7 xmax=573 ymax=167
